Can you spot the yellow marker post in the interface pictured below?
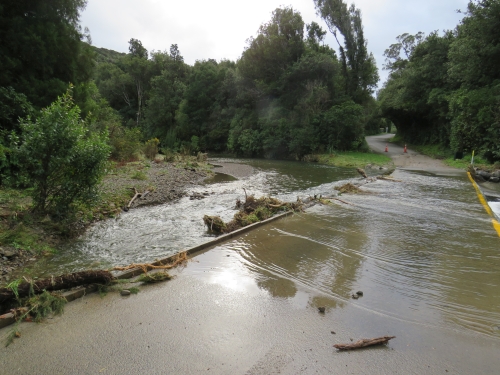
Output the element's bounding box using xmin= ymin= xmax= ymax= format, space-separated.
xmin=471 ymin=150 xmax=475 ymax=165
xmin=468 ymin=172 xmax=500 ymax=237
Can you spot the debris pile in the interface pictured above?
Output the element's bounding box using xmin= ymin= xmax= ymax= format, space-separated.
xmin=203 ymin=194 xmax=302 ymax=234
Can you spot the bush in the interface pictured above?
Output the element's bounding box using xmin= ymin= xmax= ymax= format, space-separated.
xmin=17 ymin=88 xmax=110 ymax=216
xmin=144 ymin=138 xmax=159 ymax=160
xmin=109 ymin=127 xmax=142 ymax=161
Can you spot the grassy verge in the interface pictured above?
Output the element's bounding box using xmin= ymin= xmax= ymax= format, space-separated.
xmin=316 ymin=151 xmax=393 ymax=168
xmin=388 ymin=137 xmax=497 ymax=170
xmin=0 ymin=188 xmax=57 ymax=257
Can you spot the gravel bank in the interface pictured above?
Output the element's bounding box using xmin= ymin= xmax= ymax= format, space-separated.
xmin=209 ymin=162 xmax=255 ymax=179
xmin=100 ymin=161 xmax=212 ymax=209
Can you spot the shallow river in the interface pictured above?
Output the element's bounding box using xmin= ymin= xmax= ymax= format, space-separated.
xmin=29 ymin=159 xmax=500 ymax=339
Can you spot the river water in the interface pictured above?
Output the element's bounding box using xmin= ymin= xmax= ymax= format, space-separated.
xmin=28 ymin=159 xmax=500 ymax=339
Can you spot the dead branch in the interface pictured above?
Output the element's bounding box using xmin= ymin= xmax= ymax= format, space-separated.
xmin=322 ymin=197 xmax=354 ymax=206
xmin=112 ymin=251 xmax=188 ymax=274
xmin=268 ymin=203 xmax=287 ymax=208
xmin=128 ymin=187 xmax=141 ymax=208
xmin=334 ymin=336 xmax=395 ymax=350
xmin=376 ymin=176 xmax=402 ymax=182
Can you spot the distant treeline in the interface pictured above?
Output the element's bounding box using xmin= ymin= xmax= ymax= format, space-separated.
xmin=379 ymin=0 xmax=500 ymax=162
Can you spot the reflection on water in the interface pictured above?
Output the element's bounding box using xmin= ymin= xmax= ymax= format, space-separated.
xmin=21 ymin=159 xmax=500 ymax=338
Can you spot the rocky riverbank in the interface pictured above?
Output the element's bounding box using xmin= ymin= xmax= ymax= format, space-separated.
xmin=472 ymin=167 xmax=500 ymax=183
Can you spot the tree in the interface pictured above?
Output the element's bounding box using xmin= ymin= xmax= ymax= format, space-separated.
xmin=447 ymin=0 xmax=500 ymax=161
xmin=17 ymin=87 xmax=110 ymax=216
xmin=0 ymin=87 xmax=35 ymax=186
xmin=144 ymin=47 xmax=189 ymax=143
xmin=313 ymin=0 xmax=379 ymax=103
xmin=124 ymin=39 xmax=151 ymax=127
xmin=379 ymin=32 xmax=455 ymax=145
xmin=128 ymin=38 xmax=148 ymax=59
xmin=238 ymin=7 xmax=305 ymax=95
xmin=0 ymin=0 xmax=94 ymax=108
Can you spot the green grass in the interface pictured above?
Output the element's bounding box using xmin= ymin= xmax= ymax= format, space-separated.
xmin=317 ymin=151 xmax=392 ymax=168
xmin=131 ymin=171 xmax=147 ymax=180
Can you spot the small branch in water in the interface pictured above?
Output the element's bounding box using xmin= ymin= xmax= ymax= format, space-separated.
xmin=321 ymin=197 xmax=353 ymax=206
xmin=334 ymin=336 xmax=396 ymax=350
xmin=376 ymin=176 xmax=402 ymax=182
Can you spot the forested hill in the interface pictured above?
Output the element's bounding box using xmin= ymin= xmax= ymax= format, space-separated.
xmin=91 ymin=4 xmax=381 ymax=158
xmin=379 ymin=0 xmax=500 ymax=163
xmin=92 ymin=46 xmax=126 ymax=64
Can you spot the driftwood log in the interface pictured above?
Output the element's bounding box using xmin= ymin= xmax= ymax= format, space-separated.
xmin=128 ymin=188 xmax=141 ymax=208
xmin=334 ymin=336 xmax=395 ymax=350
xmin=0 ymin=270 xmax=114 ymax=304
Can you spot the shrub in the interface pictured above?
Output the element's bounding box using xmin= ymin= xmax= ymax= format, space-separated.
xmin=109 ymin=127 xmax=142 ymax=161
xmin=17 ymin=88 xmax=110 ymax=216
xmin=144 ymin=138 xmax=159 ymax=160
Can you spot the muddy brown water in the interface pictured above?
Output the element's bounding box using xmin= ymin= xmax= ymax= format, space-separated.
xmin=20 ymin=158 xmax=500 ymax=340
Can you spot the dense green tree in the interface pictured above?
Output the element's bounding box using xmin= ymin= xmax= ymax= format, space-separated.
xmin=238 ymin=7 xmax=305 ymax=96
xmin=17 ymin=88 xmax=110 ymax=215
xmin=448 ymin=0 xmax=500 ymax=161
xmin=379 ymin=32 xmax=455 ymax=145
xmin=176 ymin=60 xmax=234 ymax=151
xmin=0 ymin=87 xmax=35 ymax=185
xmin=0 ymin=0 xmax=94 ymax=108
xmin=380 ymin=0 xmax=500 ymax=161
xmin=143 ymin=47 xmax=190 ymax=143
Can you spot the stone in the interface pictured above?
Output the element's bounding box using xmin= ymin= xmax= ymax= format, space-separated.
xmin=477 ymin=170 xmax=491 ymax=179
xmin=318 ymin=307 xmax=326 ymax=313
xmin=2 ymin=250 xmax=16 ymax=258
xmin=120 ymin=289 xmax=131 ymax=296
xmin=489 ymin=177 xmax=499 ymax=183
xmin=356 ymin=290 xmax=364 ymax=296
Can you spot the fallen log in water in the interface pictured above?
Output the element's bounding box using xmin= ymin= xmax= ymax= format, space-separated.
xmin=0 ymin=270 xmax=114 ymax=304
xmin=334 ymin=336 xmax=396 ymax=350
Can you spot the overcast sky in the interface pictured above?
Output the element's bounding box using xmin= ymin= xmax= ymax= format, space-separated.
xmin=80 ymin=0 xmax=469 ymax=86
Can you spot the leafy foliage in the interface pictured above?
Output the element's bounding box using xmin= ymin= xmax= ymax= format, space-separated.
xmin=379 ymin=0 xmax=500 ymax=162
xmin=0 ymin=0 xmax=93 ymax=108
xmin=17 ymin=88 xmax=110 ymax=215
